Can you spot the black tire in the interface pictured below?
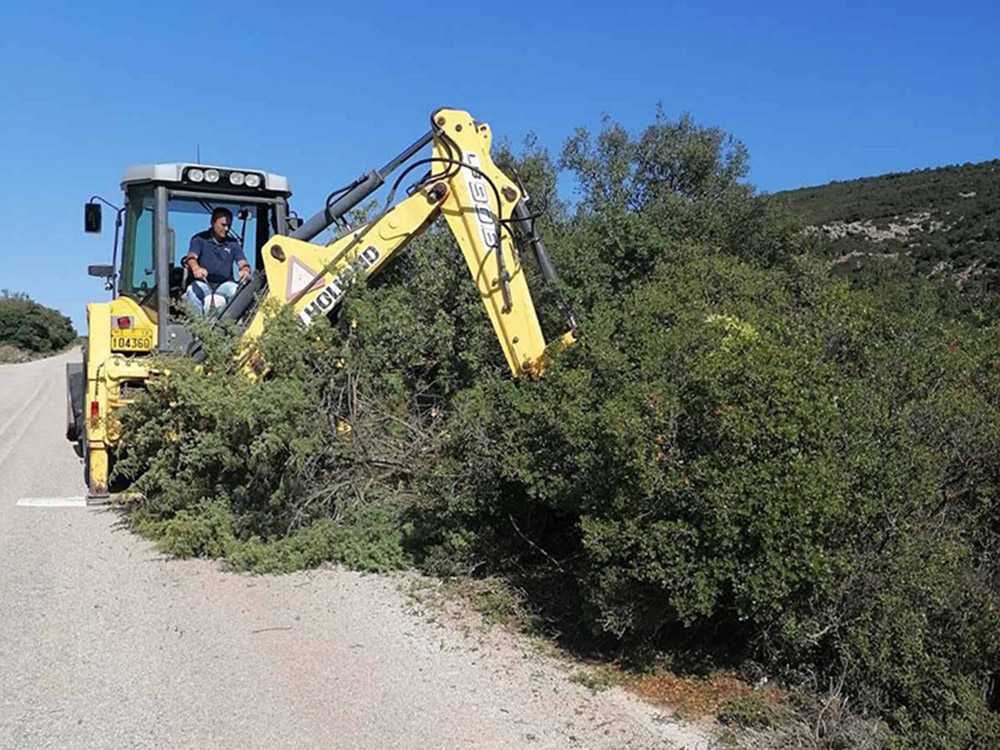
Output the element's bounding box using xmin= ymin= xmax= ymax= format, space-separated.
xmin=65 ymin=388 xmax=76 ymax=441
xmin=65 ymin=357 xmax=85 ymax=442
xmin=82 ymin=436 xmax=90 ymax=491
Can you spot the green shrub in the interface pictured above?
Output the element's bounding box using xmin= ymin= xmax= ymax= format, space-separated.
xmin=115 ymin=307 xmax=420 ymax=573
xmin=0 ymin=290 xmax=76 ymax=353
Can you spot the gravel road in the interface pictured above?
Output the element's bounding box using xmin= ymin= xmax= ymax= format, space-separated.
xmin=0 ymin=348 xmax=711 ymax=749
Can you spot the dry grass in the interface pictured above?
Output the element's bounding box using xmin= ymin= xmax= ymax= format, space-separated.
xmin=721 ymin=687 xmax=889 ymax=750
xmin=626 ymin=669 xmax=888 ymax=749
xmin=403 ymin=575 xmax=540 ymax=637
xmin=630 ymin=670 xmax=781 ymax=720
xmin=0 ymin=345 xmax=33 ymax=364
xmin=0 ymin=341 xmax=80 ymax=365
xmin=569 ymin=665 xmax=629 ymax=692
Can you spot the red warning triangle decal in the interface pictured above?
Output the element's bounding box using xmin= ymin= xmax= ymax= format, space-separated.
xmin=286 ymin=257 xmax=324 ymax=300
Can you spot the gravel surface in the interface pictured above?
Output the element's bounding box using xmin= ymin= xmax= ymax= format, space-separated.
xmin=0 ymin=348 xmax=713 ymax=749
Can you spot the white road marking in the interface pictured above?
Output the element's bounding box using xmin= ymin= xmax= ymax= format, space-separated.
xmin=16 ymin=496 xmax=87 ymax=508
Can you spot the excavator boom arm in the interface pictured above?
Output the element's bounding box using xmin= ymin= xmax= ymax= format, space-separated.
xmin=245 ymin=109 xmax=557 ymax=377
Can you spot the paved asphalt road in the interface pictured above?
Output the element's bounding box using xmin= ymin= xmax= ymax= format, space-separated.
xmin=0 ymin=349 xmax=709 ymax=750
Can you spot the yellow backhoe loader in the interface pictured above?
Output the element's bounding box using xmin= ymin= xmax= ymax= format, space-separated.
xmin=68 ymin=108 xmax=576 ymax=503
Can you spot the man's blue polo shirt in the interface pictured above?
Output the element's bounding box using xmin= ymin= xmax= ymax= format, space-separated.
xmin=189 ymin=230 xmax=246 ymax=284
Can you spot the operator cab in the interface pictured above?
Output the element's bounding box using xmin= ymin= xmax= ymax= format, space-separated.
xmin=85 ymin=163 xmax=294 ymax=350
xmin=117 ymin=164 xmax=293 ymax=305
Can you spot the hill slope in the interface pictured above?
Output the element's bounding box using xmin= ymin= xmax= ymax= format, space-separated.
xmin=773 ymin=159 xmax=1000 ymax=288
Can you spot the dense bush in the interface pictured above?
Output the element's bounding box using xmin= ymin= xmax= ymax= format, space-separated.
xmin=116 ymin=111 xmax=1000 ymax=749
xmin=0 ymin=290 xmax=76 ymax=353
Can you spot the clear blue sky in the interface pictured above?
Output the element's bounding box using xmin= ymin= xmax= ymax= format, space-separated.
xmin=1 ymin=0 xmax=997 ymax=330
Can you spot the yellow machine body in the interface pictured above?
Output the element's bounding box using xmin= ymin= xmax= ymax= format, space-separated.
xmin=81 ymin=296 xmax=157 ymax=495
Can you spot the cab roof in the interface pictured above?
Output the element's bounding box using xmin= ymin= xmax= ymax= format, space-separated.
xmin=121 ymin=163 xmax=291 ymax=195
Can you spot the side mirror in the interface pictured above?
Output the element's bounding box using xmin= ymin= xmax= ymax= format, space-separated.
xmin=84 ymin=203 xmax=103 ymax=233
xmin=88 ymin=265 xmax=114 ymax=278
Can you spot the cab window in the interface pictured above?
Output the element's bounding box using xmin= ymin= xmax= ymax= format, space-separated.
xmin=168 ymin=199 xmax=265 ymax=270
xmin=120 ymin=188 xmax=155 ymax=298
xmin=119 ymin=188 xmax=274 ymax=304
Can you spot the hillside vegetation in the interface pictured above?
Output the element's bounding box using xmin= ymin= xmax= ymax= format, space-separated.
xmin=774 ymin=160 xmax=1000 ymax=292
xmin=115 ymin=113 xmax=1000 ymax=749
xmin=0 ymin=291 xmax=77 ymax=360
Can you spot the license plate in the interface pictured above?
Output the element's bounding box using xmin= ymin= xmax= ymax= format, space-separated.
xmin=110 ymin=329 xmax=154 ymax=351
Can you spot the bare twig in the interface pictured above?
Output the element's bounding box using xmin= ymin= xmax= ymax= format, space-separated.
xmin=508 ymin=514 xmax=564 ymax=573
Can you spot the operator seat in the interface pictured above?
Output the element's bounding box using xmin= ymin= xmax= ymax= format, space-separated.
xmin=168 ymin=263 xmax=189 ymax=300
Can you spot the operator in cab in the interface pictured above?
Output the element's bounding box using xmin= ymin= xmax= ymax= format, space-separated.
xmin=184 ymin=207 xmax=251 ymax=315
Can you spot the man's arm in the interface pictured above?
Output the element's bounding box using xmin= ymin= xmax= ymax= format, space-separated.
xmin=234 ymin=243 xmax=251 ymax=281
xmin=185 ymin=239 xmax=208 ymax=281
